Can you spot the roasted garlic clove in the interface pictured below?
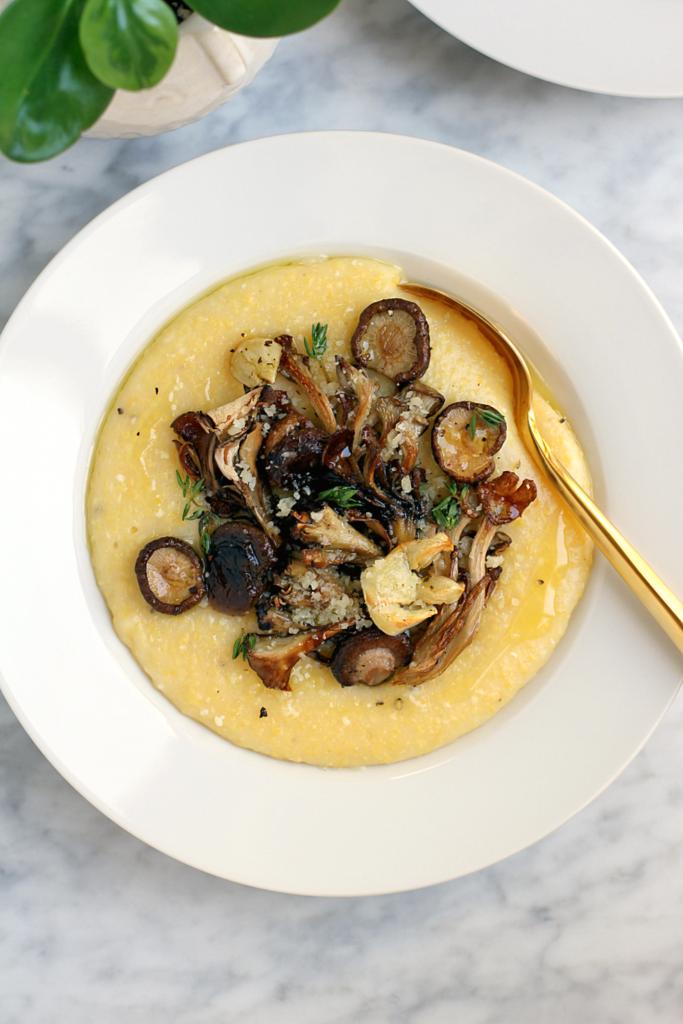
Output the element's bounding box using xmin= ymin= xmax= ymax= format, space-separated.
xmin=360 ymin=533 xmax=455 ymax=637
xmin=135 ymin=537 xmax=205 ymax=615
xmin=331 ymin=628 xmax=413 ymax=686
xmin=432 ymin=402 xmax=507 ymax=483
xmin=351 ymin=298 xmax=430 ymax=383
xmin=230 ymin=337 xmax=282 ymax=389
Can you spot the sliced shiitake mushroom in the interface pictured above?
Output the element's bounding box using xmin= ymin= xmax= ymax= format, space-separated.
xmin=331 ymin=628 xmax=413 ymax=686
xmin=205 ymin=522 xmax=277 ymax=615
xmin=432 ymin=402 xmax=507 ymax=484
xmin=351 ymin=298 xmax=430 ymax=384
xmin=135 ymin=537 xmax=205 ymax=615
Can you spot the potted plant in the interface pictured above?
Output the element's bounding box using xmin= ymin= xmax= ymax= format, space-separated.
xmin=0 ymin=0 xmax=342 ymax=161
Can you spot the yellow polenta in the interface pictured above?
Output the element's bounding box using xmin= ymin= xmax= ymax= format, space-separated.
xmin=87 ymin=257 xmax=593 ymax=767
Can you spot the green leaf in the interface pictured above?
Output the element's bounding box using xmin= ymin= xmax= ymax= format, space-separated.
xmin=189 ymin=0 xmax=343 ymax=38
xmin=304 ymin=322 xmax=328 ymax=361
xmin=0 ymin=0 xmax=114 ymax=162
xmin=319 ymin=486 xmax=361 ymax=509
xmin=79 ymin=0 xmax=177 ymax=91
xmin=468 ymin=414 xmax=477 ymax=441
xmin=233 ymin=632 xmax=256 ymax=661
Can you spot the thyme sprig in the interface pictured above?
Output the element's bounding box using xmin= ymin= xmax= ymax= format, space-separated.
xmin=304 ymin=322 xmax=328 ymax=361
xmin=319 ymin=485 xmax=362 ymax=508
xmin=468 ymin=407 xmax=506 ymax=441
xmin=233 ymin=633 xmax=257 ymax=661
xmin=432 ymin=479 xmax=465 ymax=531
xmin=175 ymin=471 xmax=221 ymax=554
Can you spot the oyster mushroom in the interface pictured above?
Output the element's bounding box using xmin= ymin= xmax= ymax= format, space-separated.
xmin=291 ymin=505 xmax=382 ymax=566
xmin=246 ymin=619 xmax=356 ymax=690
xmin=331 ymin=628 xmax=413 ymax=687
xmin=277 ymin=335 xmax=337 ymax=434
xmin=207 ymin=388 xmax=264 ymax=442
xmin=335 ymin=356 xmax=380 ymax=452
xmin=397 ymin=473 xmax=536 ymax=685
xmin=215 ymin=423 xmax=280 ymax=544
xmin=432 ymin=402 xmax=507 ymax=483
xmin=205 ymin=521 xmax=277 ymax=615
xmin=171 ymin=411 xmax=220 ymax=492
xmin=135 ymin=537 xmax=205 ymax=615
xmin=351 ymin=298 xmax=430 ymax=383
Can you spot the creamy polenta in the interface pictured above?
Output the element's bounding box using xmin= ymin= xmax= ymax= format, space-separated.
xmin=87 ymin=257 xmax=593 ymax=767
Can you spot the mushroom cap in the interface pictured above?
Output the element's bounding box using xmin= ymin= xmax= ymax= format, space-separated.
xmin=432 ymin=402 xmax=507 ymax=483
xmin=205 ymin=521 xmax=277 ymax=615
xmin=331 ymin=628 xmax=413 ymax=686
xmin=135 ymin=537 xmax=205 ymax=615
xmin=351 ymin=298 xmax=430 ymax=384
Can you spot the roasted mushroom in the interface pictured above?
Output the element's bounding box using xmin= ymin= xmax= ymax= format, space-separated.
xmin=478 ymin=471 xmax=537 ymax=525
xmin=135 ymin=537 xmax=205 ymax=615
xmin=207 ymin=389 xmax=264 ymax=442
xmin=277 ymin=335 xmax=337 ymax=434
xmin=215 ymin=423 xmax=280 ymax=544
xmin=291 ymin=505 xmax=382 ymax=566
xmin=205 ymin=522 xmax=277 ymax=615
xmin=396 ymin=473 xmax=536 ymax=685
xmin=263 ymin=410 xmax=327 ymax=490
xmin=257 ymin=560 xmax=363 ymax=632
xmin=351 ymin=298 xmax=430 ymax=383
xmin=432 ymin=402 xmax=507 ymax=483
xmin=335 ymin=356 xmax=380 ymax=452
xmin=331 ymin=628 xmax=413 ymax=686
xmin=246 ymin=620 xmax=356 ymax=690
xmin=171 ymin=411 xmax=220 ymax=492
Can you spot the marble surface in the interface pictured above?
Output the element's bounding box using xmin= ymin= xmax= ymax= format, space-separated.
xmin=1 ymin=0 xmax=683 ymax=1020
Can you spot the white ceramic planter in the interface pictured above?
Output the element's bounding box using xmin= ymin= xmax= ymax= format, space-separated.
xmin=86 ymin=15 xmax=278 ymax=138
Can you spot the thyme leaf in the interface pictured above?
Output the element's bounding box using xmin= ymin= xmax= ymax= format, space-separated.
xmin=319 ymin=485 xmax=361 ymax=508
xmin=233 ymin=633 xmax=256 ymax=661
xmin=467 ymin=407 xmax=506 ymax=440
xmin=431 ymin=478 xmax=463 ymax=530
xmin=303 ymin=322 xmax=328 ymax=360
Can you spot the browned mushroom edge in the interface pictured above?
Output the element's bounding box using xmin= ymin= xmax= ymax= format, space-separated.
xmin=432 ymin=402 xmax=507 ymax=484
xmin=135 ymin=537 xmax=205 ymax=615
xmin=331 ymin=629 xmax=413 ymax=686
xmin=351 ymin=298 xmax=430 ymax=383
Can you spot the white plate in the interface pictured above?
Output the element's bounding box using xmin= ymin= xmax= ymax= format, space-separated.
xmin=0 ymin=132 xmax=681 ymax=896
xmin=408 ymin=0 xmax=683 ymax=97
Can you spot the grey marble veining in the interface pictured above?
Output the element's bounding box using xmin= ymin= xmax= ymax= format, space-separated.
xmin=1 ymin=0 xmax=683 ymax=1021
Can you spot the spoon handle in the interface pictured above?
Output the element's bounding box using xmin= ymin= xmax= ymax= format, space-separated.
xmin=527 ymin=413 xmax=683 ymax=655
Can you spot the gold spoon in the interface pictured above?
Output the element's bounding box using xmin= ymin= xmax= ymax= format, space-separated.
xmin=402 ymin=282 xmax=683 ymax=655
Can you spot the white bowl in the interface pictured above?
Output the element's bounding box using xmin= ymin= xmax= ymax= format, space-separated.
xmin=0 ymin=132 xmax=681 ymax=895
xmin=409 ymin=0 xmax=683 ymax=97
